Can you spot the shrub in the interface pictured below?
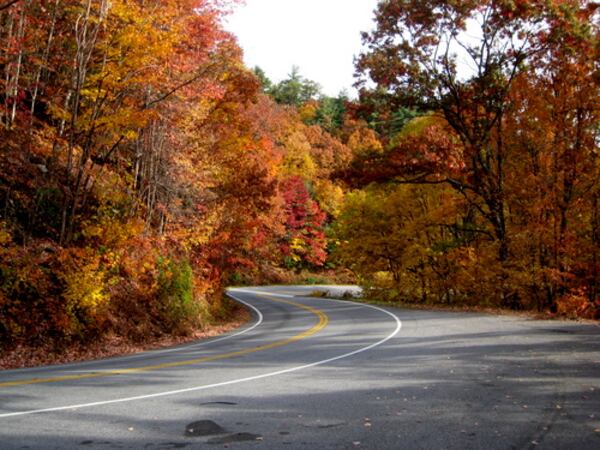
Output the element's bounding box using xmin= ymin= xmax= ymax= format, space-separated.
xmin=157 ymin=257 xmax=200 ymax=333
xmin=62 ymin=261 xmax=109 ymax=335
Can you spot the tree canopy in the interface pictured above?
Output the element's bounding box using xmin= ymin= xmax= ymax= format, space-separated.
xmin=0 ymin=0 xmax=597 ymax=365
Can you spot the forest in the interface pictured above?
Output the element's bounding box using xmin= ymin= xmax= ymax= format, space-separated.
xmin=0 ymin=0 xmax=598 ymax=365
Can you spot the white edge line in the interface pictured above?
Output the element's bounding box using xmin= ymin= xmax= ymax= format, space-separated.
xmin=85 ymin=294 xmax=264 ymax=360
xmin=0 ymin=288 xmax=401 ymax=419
xmin=123 ymin=294 xmax=264 ymax=354
xmin=3 ymin=294 xmax=265 ymax=376
xmin=95 ymin=294 xmax=265 ymax=360
xmin=230 ymin=288 xmax=295 ymax=298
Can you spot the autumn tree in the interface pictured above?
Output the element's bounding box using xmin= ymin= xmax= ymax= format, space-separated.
xmin=333 ymin=182 xmax=472 ymax=303
xmin=502 ymin=26 xmax=599 ymax=311
xmin=346 ymin=0 xmax=599 ymax=312
xmin=280 ymin=176 xmax=327 ymax=268
xmin=0 ymin=0 xmax=301 ymax=354
xmin=356 ymin=0 xmax=597 ymax=263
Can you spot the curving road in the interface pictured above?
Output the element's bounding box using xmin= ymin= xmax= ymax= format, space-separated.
xmin=0 ymin=285 xmax=599 ymax=449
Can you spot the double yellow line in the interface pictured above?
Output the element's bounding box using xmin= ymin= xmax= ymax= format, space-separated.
xmin=0 ymin=296 xmax=328 ymax=389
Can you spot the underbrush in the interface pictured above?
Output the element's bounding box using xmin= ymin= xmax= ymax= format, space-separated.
xmin=0 ymin=234 xmax=237 ymax=364
xmin=228 ymin=263 xmax=356 ymax=287
xmin=358 ymin=284 xmax=600 ymax=320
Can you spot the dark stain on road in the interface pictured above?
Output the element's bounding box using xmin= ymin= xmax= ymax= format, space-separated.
xmin=302 ymin=420 xmax=346 ymax=429
xmin=154 ymin=443 xmax=189 ymax=449
xmin=317 ymin=423 xmax=345 ymax=429
xmin=184 ymin=420 xmax=226 ymax=437
xmin=199 ymin=401 xmax=238 ymax=406
xmin=549 ymin=329 xmax=576 ymax=334
xmin=207 ymin=432 xmax=262 ymax=444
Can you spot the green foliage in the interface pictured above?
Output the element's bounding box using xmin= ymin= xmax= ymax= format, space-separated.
xmin=373 ymin=108 xmax=420 ymax=140
xmin=228 ymin=271 xmax=245 ymax=286
xmin=304 ymin=276 xmax=328 ymax=285
xmin=157 ymin=258 xmax=200 ymax=332
xmin=269 ymin=66 xmax=321 ymax=106
xmin=253 ymin=66 xmax=272 ymax=92
xmin=313 ymin=94 xmax=347 ymax=133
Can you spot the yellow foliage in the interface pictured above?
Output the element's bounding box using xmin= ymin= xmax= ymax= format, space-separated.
xmin=314 ymin=180 xmax=345 ymax=217
xmin=47 ymin=102 xmax=70 ymax=122
xmin=280 ymin=129 xmax=316 ymax=179
xmin=288 ymin=237 xmax=306 ymax=262
xmin=0 ymin=222 xmax=11 ymax=246
xmin=390 ymin=114 xmax=448 ymax=147
xmin=282 ymin=148 xmax=317 ymax=181
xmin=299 ymin=102 xmax=318 ymax=122
xmin=63 ymin=262 xmax=109 ymax=316
xmin=347 ymin=127 xmax=383 ymax=157
xmin=372 ymin=271 xmax=395 ymax=288
xmin=334 ymin=183 xmax=462 ymax=301
xmin=290 ymin=237 xmax=305 ymax=251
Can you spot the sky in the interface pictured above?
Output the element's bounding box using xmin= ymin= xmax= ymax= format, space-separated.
xmin=223 ymin=0 xmax=380 ymax=97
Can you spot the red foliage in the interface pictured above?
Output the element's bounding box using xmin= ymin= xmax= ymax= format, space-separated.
xmin=280 ymin=176 xmax=327 ymax=267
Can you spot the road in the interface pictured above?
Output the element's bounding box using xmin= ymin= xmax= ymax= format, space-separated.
xmin=0 ymin=285 xmax=599 ymax=449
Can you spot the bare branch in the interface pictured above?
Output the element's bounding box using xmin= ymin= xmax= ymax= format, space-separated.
xmin=432 ymin=223 xmax=495 ymax=240
xmin=0 ymin=0 xmax=21 ymax=11
xmin=144 ymin=69 xmax=208 ymax=109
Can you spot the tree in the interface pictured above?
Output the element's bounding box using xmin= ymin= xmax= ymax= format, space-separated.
xmin=333 ymin=183 xmax=462 ymax=302
xmin=502 ymin=32 xmax=599 ymax=311
xmin=356 ymin=0 xmax=597 ymax=264
xmin=0 ymin=0 xmax=307 ymax=351
xmin=313 ymin=93 xmax=347 ymax=133
xmin=269 ymin=66 xmax=321 ymax=106
xmin=280 ymin=176 xmax=327 ymax=268
xmin=0 ymin=1 xmax=20 ymax=11
xmin=252 ymin=66 xmax=272 ymax=92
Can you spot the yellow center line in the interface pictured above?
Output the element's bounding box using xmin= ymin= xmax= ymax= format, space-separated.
xmin=0 ymin=296 xmax=328 ymax=389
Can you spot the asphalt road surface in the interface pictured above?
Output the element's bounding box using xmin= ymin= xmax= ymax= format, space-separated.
xmin=0 ymin=285 xmax=599 ymax=449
